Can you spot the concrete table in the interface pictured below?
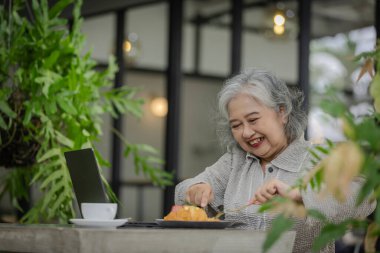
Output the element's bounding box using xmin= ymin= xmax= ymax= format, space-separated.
xmin=0 ymin=223 xmax=296 ymax=253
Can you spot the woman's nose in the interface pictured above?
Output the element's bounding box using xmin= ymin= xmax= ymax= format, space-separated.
xmin=242 ymin=125 xmax=255 ymax=138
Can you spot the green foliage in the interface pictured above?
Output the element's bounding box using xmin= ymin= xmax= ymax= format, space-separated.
xmin=0 ymin=0 xmax=172 ymax=223
xmin=312 ymin=219 xmax=367 ymax=253
xmin=312 ymin=222 xmax=349 ymax=252
xmin=307 ymin=209 xmax=327 ymax=223
xmin=263 ymin=214 xmax=294 ymax=253
xmin=262 ymin=46 xmax=380 ymax=252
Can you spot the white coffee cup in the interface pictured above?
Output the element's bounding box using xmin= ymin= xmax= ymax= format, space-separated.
xmin=81 ymin=203 xmax=117 ymax=220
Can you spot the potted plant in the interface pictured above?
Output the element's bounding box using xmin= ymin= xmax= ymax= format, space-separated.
xmin=0 ymin=0 xmax=172 ymax=223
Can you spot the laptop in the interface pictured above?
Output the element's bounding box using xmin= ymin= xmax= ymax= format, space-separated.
xmin=64 ymin=148 xmax=109 ymax=213
xmin=64 ymin=148 xmax=159 ymax=227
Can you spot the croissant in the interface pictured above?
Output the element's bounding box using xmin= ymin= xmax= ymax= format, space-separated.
xmin=164 ymin=205 xmax=219 ymax=221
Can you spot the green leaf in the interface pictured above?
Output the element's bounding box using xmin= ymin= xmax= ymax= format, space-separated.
xmin=320 ymin=94 xmax=347 ymax=117
xmin=263 ymin=215 xmax=294 ymax=253
xmin=124 ymin=145 xmax=132 ymax=158
xmin=356 ymin=117 xmax=380 ymax=152
xmin=312 ymin=223 xmax=348 ymax=252
xmin=309 ymin=149 xmax=321 ymax=161
xmin=48 ymin=17 xmax=68 ymax=29
xmin=146 ymin=156 xmax=164 ymax=165
xmin=314 ymin=145 xmax=330 ymax=155
xmin=101 ymin=174 xmax=119 ymax=203
xmin=136 ymin=144 xmax=159 ymax=154
xmin=44 ymin=100 xmax=58 ymax=115
xmin=35 ymin=70 xmax=61 ymax=98
xmin=258 ymin=201 xmax=276 ymax=213
xmin=44 ymin=50 xmax=60 ymax=69
xmin=0 ymin=101 xmax=17 ymax=119
xmin=105 ymin=55 xmax=118 ymax=79
xmin=48 ymin=0 xmax=74 ymax=19
xmin=37 ymin=148 xmax=61 ymax=162
xmin=93 ymin=149 xmax=111 ymax=168
xmin=124 ymin=100 xmax=143 ymax=117
xmin=325 ymin=139 xmax=334 ymax=148
xmin=54 ymin=130 xmax=74 ymax=148
xmin=30 ymin=160 xmax=62 ymax=184
xmin=312 ymin=168 xmax=323 ymax=191
xmin=57 ymin=97 xmax=78 ymax=115
xmin=23 ymin=104 xmax=33 ymax=125
xmin=41 ymin=180 xmax=65 ymax=211
xmin=358 ymin=158 xmax=378 ymax=204
xmin=40 ymin=169 xmax=63 ymax=190
xmin=82 ymin=129 xmax=90 ymax=137
xmin=307 ymin=209 xmax=327 ymax=222
xmin=32 ymin=0 xmax=42 ymax=20
xmin=113 ymin=100 xmax=126 ymax=114
xmin=0 ymin=115 xmax=7 ymax=130
xmin=90 ymin=104 xmax=103 ymax=114
xmin=49 ymin=188 xmax=69 ymax=215
xmin=375 ymin=201 xmax=380 ymax=225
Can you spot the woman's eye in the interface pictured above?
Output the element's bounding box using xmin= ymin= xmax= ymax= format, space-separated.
xmin=231 ymin=124 xmax=241 ymax=129
xmin=248 ymin=118 xmax=257 ymax=123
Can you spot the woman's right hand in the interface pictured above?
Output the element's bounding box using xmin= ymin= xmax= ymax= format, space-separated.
xmin=185 ymin=183 xmax=214 ymax=208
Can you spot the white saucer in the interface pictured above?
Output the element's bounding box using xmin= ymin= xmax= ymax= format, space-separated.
xmin=69 ymin=218 xmax=129 ymax=228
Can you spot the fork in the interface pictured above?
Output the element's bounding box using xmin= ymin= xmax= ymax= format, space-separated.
xmin=214 ymin=203 xmax=254 ymax=219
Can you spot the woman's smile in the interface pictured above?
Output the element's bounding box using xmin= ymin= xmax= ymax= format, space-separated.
xmin=248 ymin=137 xmax=264 ymax=148
xmin=228 ymin=93 xmax=288 ymax=162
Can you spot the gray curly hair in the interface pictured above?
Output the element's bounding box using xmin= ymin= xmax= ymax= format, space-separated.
xmin=216 ymin=68 xmax=307 ymax=149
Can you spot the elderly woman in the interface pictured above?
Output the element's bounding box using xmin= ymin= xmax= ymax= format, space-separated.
xmin=175 ymin=69 xmax=375 ymax=253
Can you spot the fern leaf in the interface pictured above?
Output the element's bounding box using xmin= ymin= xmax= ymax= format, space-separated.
xmin=0 ymin=101 xmax=17 ymax=119
xmin=40 ymin=169 xmax=64 ymax=190
xmin=54 ymin=130 xmax=74 ymax=148
xmin=37 ymin=148 xmax=61 ymax=162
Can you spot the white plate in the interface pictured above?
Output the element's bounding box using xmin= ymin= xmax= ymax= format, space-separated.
xmin=155 ymin=219 xmax=233 ymax=229
xmin=69 ymin=218 xmax=129 ymax=228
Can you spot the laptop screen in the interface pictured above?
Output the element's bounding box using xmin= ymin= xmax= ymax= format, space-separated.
xmin=64 ymin=148 xmax=109 ymax=209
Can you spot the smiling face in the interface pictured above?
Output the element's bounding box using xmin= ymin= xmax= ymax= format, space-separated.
xmin=228 ymin=93 xmax=288 ymax=163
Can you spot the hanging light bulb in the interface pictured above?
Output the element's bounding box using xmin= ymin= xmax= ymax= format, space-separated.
xmin=150 ymin=97 xmax=168 ymax=117
xmin=273 ymin=13 xmax=286 ymax=26
xmin=273 ymin=24 xmax=285 ymax=35
xmin=121 ymin=32 xmax=141 ymax=65
xmin=123 ymin=40 xmax=132 ymax=53
xmin=273 ymin=11 xmax=286 ymax=36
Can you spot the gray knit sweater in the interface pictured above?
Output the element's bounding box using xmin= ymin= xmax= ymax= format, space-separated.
xmin=175 ymin=139 xmax=376 ymax=253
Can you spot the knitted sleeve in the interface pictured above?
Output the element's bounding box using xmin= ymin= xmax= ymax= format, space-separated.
xmin=302 ymin=176 xmax=376 ymax=223
xmin=175 ymin=151 xmax=233 ymax=209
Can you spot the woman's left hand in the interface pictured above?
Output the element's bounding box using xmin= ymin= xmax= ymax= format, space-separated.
xmin=249 ymin=179 xmax=302 ymax=204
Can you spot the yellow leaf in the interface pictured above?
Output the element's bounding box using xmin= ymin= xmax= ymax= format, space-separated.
xmin=369 ymin=74 xmax=380 ymax=100
xmin=364 ymin=222 xmax=379 ymax=253
xmin=341 ymin=117 xmax=355 ymax=139
xmin=270 ymin=199 xmax=307 ymax=218
xmin=323 ymin=142 xmax=363 ymax=202
xmin=374 ymin=99 xmax=380 ymax=113
xmin=357 ymin=58 xmax=374 ymax=82
xmin=302 ymin=163 xmax=322 ymax=186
